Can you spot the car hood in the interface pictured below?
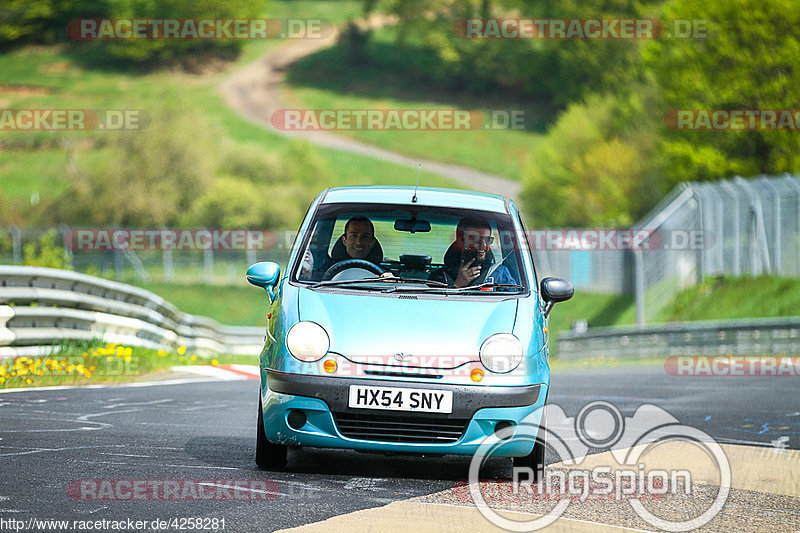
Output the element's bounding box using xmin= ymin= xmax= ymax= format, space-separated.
xmin=297 ymin=289 xmax=518 ymax=369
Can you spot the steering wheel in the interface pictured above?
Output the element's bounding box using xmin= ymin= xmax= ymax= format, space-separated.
xmin=322 ymin=259 xmax=384 ymax=281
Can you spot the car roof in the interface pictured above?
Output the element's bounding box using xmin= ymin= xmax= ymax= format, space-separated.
xmin=321 ymin=186 xmax=509 ymax=213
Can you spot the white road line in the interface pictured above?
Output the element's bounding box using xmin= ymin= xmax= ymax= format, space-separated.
xmin=197 ymin=482 xmax=281 ymax=498
xmin=0 ymin=377 xmax=221 ymax=394
xmin=103 ymin=399 xmax=173 ymax=409
xmin=0 ymin=445 xmax=122 ymax=458
xmin=98 ymin=452 xmax=153 ymax=458
xmin=164 ymin=464 xmax=243 ymax=471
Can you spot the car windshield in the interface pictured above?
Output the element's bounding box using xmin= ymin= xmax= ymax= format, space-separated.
xmin=292 ymin=203 xmax=528 ymax=294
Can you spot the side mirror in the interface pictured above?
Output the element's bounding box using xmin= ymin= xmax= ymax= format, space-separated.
xmin=246 ymin=262 xmax=281 ymax=301
xmin=540 ymin=277 xmax=574 ymax=317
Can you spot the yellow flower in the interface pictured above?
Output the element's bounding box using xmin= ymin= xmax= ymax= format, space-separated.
xmin=0 ymin=377 xmax=5 ymax=383
xmin=190 ymin=355 xmax=197 ymax=361
xmin=26 ymin=378 xmax=32 ymax=384
xmin=157 ymin=350 xmax=167 ymax=357
xmin=177 ymin=345 xmax=187 ymax=355
xmin=211 ymin=359 xmax=219 ymax=366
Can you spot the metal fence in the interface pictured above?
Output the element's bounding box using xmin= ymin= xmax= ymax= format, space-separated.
xmin=630 ymin=174 xmax=800 ymax=325
xmin=531 ymin=174 xmax=800 ymax=325
xmin=0 ymin=227 xmax=296 ymax=286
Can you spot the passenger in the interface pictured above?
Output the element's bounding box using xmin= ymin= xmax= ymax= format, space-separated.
xmin=429 ymin=217 xmax=516 ymax=288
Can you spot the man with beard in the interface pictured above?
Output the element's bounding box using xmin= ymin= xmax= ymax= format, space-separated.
xmin=429 ymin=217 xmax=517 ymax=288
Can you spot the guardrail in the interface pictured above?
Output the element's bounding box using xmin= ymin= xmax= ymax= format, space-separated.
xmin=556 ymin=317 xmax=800 ymax=359
xmin=0 ymin=266 xmax=266 ymax=357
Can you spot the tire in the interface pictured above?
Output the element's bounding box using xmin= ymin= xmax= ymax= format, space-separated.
xmin=512 ymin=410 xmax=546 ymax=482
xmin=256 ymin=395 xmax=288 ymax=470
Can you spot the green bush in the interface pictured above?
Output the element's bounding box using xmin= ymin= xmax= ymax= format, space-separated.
xmin=52 ymin=106 xmax=216 ymax=226
xmin=23 ymin=229 xmax=71 ymax=269
xmin=520 ymin=93 xmax=660 ymax=227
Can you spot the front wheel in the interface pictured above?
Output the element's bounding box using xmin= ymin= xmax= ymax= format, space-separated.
xmin=256 ymin=395 xmax=287 ymax=469
xmin=512 ymin=410 xmax=546 ymax=482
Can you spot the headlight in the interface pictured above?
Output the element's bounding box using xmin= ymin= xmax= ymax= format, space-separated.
xmin=479 ymin=333 xmax=523 ymax=373
xmin=286 ymin=321 xmax=329 ymax=362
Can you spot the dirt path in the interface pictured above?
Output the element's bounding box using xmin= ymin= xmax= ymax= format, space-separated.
xmin=217 ymin=20 xmax=521 ymax=200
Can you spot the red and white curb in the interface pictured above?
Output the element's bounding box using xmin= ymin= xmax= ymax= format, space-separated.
xmin=171 ymin=364 xmax=260 ymax=380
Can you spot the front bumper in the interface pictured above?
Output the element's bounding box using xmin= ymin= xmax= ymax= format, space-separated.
xmin=261 ymin=370 xmax=547 ymax=457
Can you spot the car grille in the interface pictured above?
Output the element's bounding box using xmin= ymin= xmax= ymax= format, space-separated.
xmin=333 ymin=411 xmax=469 ymax=444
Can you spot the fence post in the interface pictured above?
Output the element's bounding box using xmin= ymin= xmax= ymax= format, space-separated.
xmin=10 ymin=226 xmax=21 ymax=264
xmin=204 ymin=246 xmax=214 ymax=283
xmin=689 ymin=187 xmax=704 ymax=285
xmin=58 ymin=223 xmax=73 ymax=270
xmin=634 ymin=247 xmax=645 ymax=328
xmin=162 ymin=227 xmax=173 ymax=283
xmin=114 ymin=249 xmax=123 ymax=279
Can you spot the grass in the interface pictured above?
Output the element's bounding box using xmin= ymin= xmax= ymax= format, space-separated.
xmin=137 ymin=282 xmax=269 ymax=327
xmin=285 ymin=26 xmax=548 ymax=182
xmin=549 ymin=275 xmax=800 ymax=357
xmin=660 ymin=275 xmax=800 ymax=322
xmin=0 ymin=1 xmax=462 ymax=220
xmin=548 ymin=291 xmax=635 ymax=345
xmin=0 ymin=339 xmax=257 ymax=390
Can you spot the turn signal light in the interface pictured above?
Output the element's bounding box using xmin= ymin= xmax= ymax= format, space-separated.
xmin=323 ymin=359 xmax=337 ymax=373
xmin=470 ymin=368 xmax=484 ymax=382
xmin=543 ymin=326 xmax=548 ymax=334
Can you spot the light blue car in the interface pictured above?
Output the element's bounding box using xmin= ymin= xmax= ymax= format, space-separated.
xmin=247 ymin=186 xmax=573 ymax=474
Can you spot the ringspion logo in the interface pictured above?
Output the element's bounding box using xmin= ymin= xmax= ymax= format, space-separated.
xmin=468 ymin=401 xmax=730 ymax=531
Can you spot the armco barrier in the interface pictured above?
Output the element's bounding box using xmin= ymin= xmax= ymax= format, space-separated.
xmin=0 ymin=266 xmax=265 ymax=357
xmin=556 ymin=317 xmax=800 ymax=360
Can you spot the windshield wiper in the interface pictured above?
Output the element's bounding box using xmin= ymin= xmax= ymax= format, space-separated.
xmin=380 ymin=278 xmax=450 ymax=293
xmin=309 ymin=277 xmax=449 ymax=289
xmin=451 ymin=282 xmax=524 ymax=292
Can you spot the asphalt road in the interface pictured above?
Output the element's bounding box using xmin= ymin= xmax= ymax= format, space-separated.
xmin=0 ymin=364 xmax=797 ymax=532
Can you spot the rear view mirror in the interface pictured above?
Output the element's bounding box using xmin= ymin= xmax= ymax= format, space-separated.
xmin=394 ymin=219 xmax=431 ymax=233
xmin=540 ymin=277 xmax=574 ymax=317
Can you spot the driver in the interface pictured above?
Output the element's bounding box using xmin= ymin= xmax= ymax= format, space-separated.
xmin=303 ymin=216 xmax=385 ymax=280
xmin=338 ymin=216 xmax=379 ymax=262
xmin=429 ymin=217 xmax=516 ymax=288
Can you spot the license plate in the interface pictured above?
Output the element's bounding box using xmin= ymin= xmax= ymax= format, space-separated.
xmin=348 ymin=385 xmax=453 ymax=414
